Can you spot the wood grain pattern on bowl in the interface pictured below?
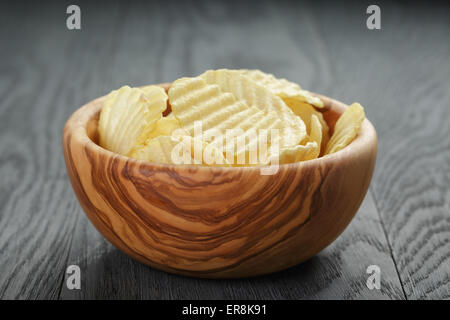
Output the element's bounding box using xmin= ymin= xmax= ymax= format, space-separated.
xmin=62 ymin=83 xmax=377 ymax=278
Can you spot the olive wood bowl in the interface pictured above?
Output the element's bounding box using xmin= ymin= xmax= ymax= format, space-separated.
xmin=63 ymin=83 xmax=377 ymax=278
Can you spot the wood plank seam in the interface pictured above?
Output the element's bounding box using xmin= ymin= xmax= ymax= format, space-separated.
xmin=370 ymin=187 xmax=408 ymax=300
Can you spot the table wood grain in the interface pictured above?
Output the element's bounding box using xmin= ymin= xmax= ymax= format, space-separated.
xmin=0 ymin=0 xmax=449 ymax=299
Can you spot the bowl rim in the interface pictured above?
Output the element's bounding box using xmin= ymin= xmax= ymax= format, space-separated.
xmin=64 ymin=86 xmax=378 ymax=174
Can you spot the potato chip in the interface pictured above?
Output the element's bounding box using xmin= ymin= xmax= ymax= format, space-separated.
xmin=140 ymin=85 xmax=166 ymax=100
xmin=325 ymin=103 xmax=365 ymax=154
xmin=129 ymin=116 xmax=182 ymax=155
xmin=266 ymin=115 xmax=322 ymax=164
xmin=283 ymin=97 xmax=329 ymax=150
xmin=131 ymin=135 xmax=229 ymax=166
xmin=309 ymin=115 xmax=322 ymax=143
xmin=199 ymin=69 xmax=306 ymax=147
xmin=168 ymin=76 xmax=305 ymax=165
xmin=168 ymin=77 xmax=246 ymax=134
xmin=308 ymin=115 xmax=322 ymax=159
xmin=98 ymin=85 xmax=167 ymax=156
xmin=98 ymin=69 xmax=364 ymax=167
xmin=268 ymin=141 xmax=319 ymax=164
xmin=141 ymin=117 xmax=181 ymax=141
xmin=238 ymin=69 xmax=324 ymax=108
xmin=238 ymin=69 xmax=328 ymax=151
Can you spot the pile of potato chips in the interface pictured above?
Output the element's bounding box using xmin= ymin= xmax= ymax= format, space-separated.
xmin=98 ymin=69 xmax=365 ymax=166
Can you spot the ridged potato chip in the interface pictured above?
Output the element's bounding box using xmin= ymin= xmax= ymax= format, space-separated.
xmin=308 ymin=114 xmax=322 ymax=159
xmin=199 ymin=69 xmax=306 ymax=147
xmin=129 ymin=116 xmax=182 ymax=156
xmin=309 ymin=115 xmax=322 ymax=144
xmin=131 ymin=135 xmax=229 ymax=166
xmin=238 ymin=69 xmax=324 ymax=108
xmin=141 ymin=117 xmax=181 ymax=141
xmin=269 ymin=141 xmax=319 ymax=164
xmin=168 ymin=77 xmax=247 ymax=134
xmin=168 ymin=76 xmax=305 ymax=165
xmin=98 ymin=69 xmax=365 ymax=167
xmin=269 ymin=115 xmax=322 ymax=164
xmin=98 ymin=85 xmax=167 ymax=156
xmin=325 ymin=103 xmax=365 ymax=154
xmin=239 ymin=69 xmax=327 ymax=151
xmin=283 ymin=97 xmax=329 ymax=151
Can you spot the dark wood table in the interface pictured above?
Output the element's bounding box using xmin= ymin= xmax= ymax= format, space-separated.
xmin=0 ymin=0 xmax=449 ymax=299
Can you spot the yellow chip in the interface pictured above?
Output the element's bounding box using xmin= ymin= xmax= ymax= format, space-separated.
xmin=238 ymin=69 xmax=324 ymax=108
xmin=168 ymin=76 xmax=305 ymax=165
xmin=284 ymin=97 xmax=329 ymax=151
xmin=308 ymin=114 xmax=322 ymax=159
xmin=140 ymin=85 xmax=167 ymax=100
xmin=325 ymin=103 xmax=365 ymax=155
xmin=199 ymin=69 xmax=306 ymax=147
xmin=309 ymin=115 xmax=322 ymax=144
xmin=168 ymin=77 xmax=248 ymax=135
xmin=99 ymin=69 xmax=359 ymax=167
xmin=129 ymin=116 xmax=182 ymax=155
xmin=131 ymin=135 xmax=229 ymax=166
xmin=267 ymin=115 xmax=322 ymax=164
xmin=267 ymin=141 xmax=319 ymax=164
xmin=141 ymin=117 xmax=181 ymax=141
xmin=98 ymin=85 xmax=167 ymax=156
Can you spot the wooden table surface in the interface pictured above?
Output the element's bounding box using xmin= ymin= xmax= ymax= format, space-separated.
xmin=0 ymin=0 xmax=449 ymax=300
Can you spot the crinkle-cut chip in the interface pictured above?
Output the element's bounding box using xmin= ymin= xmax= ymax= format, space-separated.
xmin=144 ymin=117 xmax=181 ymax=140
xmin=267 ymin=141 xmax=319 ymax=165
xmin=325 ymin=103 xmax=365 ymax=155
xmin=140 ymin=85 xmax=166 ymax=99
xmin=199 ymin=69 xmax=306 ymax=146
xmin=130 ymin=135 xmax=229 ymax=166
xmin=308 ymin=115 xmax=322 ymax=159
xmin=98 ymin=85 xmax=167 ymax=156
xmin=265 ymin=115 xmax=322 ymax=165
xmin=239 ymin=69 xmax=303 ymax=95
xmin=238 ymin=69 xmax=324 ymax=108
xmin=129 ymin=117 xmax=182 ymax=155
xmin=199 ymin=69 xmax=303 ymax=126
xmin=309 ymin=115 xmax=322 ymax=145
xmin=168 ymin=76 xmax=305 ymax=165
xmin=284 ymin=97 xmax=330 ymax=149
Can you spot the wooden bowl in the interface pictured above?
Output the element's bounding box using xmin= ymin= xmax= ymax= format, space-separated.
xmin=63 ymin=83 xmax=377 ymax=278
